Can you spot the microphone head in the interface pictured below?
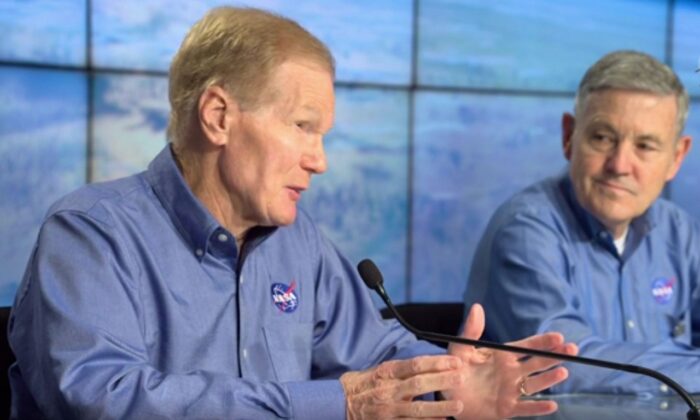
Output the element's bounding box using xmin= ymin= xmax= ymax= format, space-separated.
xmin=357 ymin=259 xmax=384 ymax=290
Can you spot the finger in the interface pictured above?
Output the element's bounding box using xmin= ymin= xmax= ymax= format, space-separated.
xmin=390 ymin=400 xmax=464 ymax=419
xmin=562 ymin=342 xmax=579 ymax=356
xmin=375 ymin=355 xmax=462 ymax=381
xmin=521 ymin=366 xmax=569 ymax=395
xmin=542 ymin=342 xmax=578 ymax=356
xmin=508 ymin=331 xmax=564 ymax=351
xmin=509 ymin=400 xmax=559 ymax=418
xmin=461 ymin=303 xmax=485 ymax=341
xmin=393 ymin=370 xmax=465 ymax=401
xmin=448 ymin=305 xmax=485 ymax=357
xmin=519 ymin=343 xmax=578 ymax=374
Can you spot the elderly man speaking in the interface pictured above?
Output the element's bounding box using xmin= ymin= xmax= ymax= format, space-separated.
xmin=9 ymin=7 xmax=576 ymax=420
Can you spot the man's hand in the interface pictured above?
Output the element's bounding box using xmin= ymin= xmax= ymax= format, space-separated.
xmin=445 ymin=304 xmax=579 ymax=420
xmin=340 ymin=355 xmax=466 ymax=419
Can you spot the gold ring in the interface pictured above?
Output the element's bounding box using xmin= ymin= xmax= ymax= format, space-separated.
xmin=519 ymin=377 xmax=529 ymax=397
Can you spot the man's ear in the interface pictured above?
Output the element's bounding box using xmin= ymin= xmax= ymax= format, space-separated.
xmin=665 ymin=135 xmax=692 ymax=181
xmin=562 ymin=113 xmax=576 ymax=161
xmin=198 ymin=85 xmax=239 ymax=146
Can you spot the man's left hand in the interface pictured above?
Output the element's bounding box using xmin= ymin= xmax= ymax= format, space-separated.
xmin=443 ymin=304 xmax=578 ymax=420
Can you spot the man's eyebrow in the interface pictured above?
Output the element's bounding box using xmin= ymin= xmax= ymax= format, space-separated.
xmin=587 ymin=121 xmax=664 ymax=144
xmin=586 ymin=120 xmax=617 ymax=133
xmin=636 ymin=134 xmax=662 ymax=144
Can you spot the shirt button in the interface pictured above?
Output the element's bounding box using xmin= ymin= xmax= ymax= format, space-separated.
xmin=660 ymin=384 xmax=669 ymax=393
xmin=195 ymin=249 xmax=204 ymax=257
xmin=217 ymin=233 xmax=228 ymax=242
xmin=659 ymin=401 xmax=669 ymax=410
xmin=239 ymin=275 xmax=244 ymax=285
xmin=626 ymin=320 xmax=635 ymax=329
xmin=242 ymin=348 xmax=248 ymax=359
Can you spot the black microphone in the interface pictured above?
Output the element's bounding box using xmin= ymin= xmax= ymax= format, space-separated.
xmin=357 ymin=258 xmax=700 ymax=420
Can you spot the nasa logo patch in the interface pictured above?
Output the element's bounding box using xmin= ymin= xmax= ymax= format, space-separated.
xmin=271 ymin=281 xmax=298 ymax=313
xmin=651 ymin=277 xmax=675 ymax=305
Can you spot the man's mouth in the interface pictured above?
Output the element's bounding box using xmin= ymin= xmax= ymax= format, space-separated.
xmin=287 ymin=186 xmax=306 ymax=201
xmin=595 ymin=179 xmax=635 ymax=195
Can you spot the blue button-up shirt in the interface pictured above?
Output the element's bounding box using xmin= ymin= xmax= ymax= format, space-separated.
xmin=465 ymin=173 xmax=700 ymax=395
xmin=9 ymin=145 xmax=439 ymax=419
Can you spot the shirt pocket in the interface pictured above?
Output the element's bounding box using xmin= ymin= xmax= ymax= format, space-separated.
xmin=262 ymin=322 xmax=313 ymax=382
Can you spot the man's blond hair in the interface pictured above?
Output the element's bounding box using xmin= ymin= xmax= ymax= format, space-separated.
xmin=168 ymin=7 xmax=335 ymax=144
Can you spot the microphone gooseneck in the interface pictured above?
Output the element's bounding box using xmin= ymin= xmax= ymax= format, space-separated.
xmin=357 ymin=258 xmax=700 ymax=420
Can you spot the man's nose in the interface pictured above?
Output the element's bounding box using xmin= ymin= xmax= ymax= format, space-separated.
xmin=604 ymin=141 xmax=633 ymax=175
xmin=301 ymin=136 xmax=327 ymax=175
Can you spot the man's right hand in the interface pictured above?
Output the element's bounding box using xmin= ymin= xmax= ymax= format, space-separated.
xmin=340 ymin=355 xmax=466 ymax=419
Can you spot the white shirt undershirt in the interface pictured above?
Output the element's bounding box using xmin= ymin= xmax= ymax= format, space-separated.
xmin=613 ymin=228 xmax=629 ymax=255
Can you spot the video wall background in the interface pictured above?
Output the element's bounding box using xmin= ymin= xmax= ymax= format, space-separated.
xmin=1 ymin=0 xmax=699 ymax=306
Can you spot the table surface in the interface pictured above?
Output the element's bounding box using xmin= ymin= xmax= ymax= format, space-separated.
xmin=523 ymin=393 xmax=700 ymax=420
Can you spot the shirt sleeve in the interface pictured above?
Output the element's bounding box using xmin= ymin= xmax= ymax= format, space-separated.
xmin=311 ymin=230 xmax=443 ymax=378
xmin=9 ymin=210 xmax=342 ymax=419
xmin=474 ymin=211 xmax=700 ymax=395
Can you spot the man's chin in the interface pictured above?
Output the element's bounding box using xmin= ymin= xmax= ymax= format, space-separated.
xmin=591 ymin=208 xmax=638 ymax=232
xmin=271 ymin=209 xmax=298 ymax=227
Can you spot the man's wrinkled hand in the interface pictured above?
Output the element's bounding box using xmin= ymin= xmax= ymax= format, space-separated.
xmin=340 ymin=355 xmax=465 ymax=419
xmin=444 ymin=304 xmax=579 ymax=420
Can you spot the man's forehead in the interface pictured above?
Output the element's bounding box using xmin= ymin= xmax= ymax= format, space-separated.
xmin=271 ymin=59 xmax=332 ymax=82
xmin=583 ymin=89 xmax=676 ymax=109
xmin=579 ymin=90 xmax=677 ymax=122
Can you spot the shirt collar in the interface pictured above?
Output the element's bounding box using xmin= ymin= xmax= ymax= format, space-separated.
xmin=145 ymin=145 xmax=277 ymax=263
xmin=146 ymin=145 xmax=220 ymax=260
xmin=559 ymin=171 xmax=660 ymax=244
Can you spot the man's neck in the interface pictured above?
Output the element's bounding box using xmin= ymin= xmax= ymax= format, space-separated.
xmin=607 ymin=222 xmax=630 ymax=240
xmin=174 ymin=146 xmax=252 ymax=249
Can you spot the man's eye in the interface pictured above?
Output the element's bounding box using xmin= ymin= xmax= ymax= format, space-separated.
xmin=296 ymin=122 xmax=310 ymax=130
xmin=637 ymin=141 xmax=658 ymax=152
xmin=591 ymin=133 xmax=611 ymax=143
xmin=586 ymin=132 xmax=616 ymax=151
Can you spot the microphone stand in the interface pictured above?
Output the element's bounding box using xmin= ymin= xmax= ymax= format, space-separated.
xmin=357 ymin=259 xmax=700 ymax=420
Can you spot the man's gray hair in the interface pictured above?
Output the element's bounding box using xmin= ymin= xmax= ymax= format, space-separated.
xmin=574 ymin=50 xmax=689 ymax=137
